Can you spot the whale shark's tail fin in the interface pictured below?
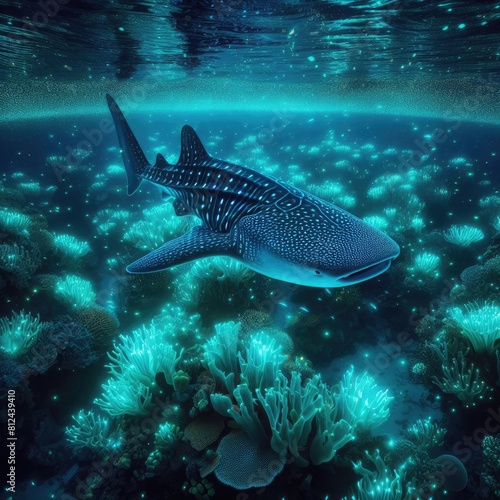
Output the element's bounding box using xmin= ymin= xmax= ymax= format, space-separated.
xmin=106 ymin=94 xmax=149 ymax=195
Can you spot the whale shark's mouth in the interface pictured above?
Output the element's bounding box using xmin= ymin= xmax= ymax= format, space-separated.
xmin=339 ymin=258 xmax=394 ymax=285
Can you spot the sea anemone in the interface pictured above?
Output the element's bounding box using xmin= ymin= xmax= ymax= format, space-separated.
xmin=65 ymin=409 xmax=121 ymax=452
xmin=53 ymin=234 xmax=91 ymax=262
xmin=363 ymin=215 xmax=389 ymax=231
xmin=0 ymin=310 xmax=42 ymax=356
xmin=443 ymin=225 xmax=484 ymax=247
xmin=0 ymin=210 xmax=31 ymax=236
xmin=54 ymin=275 xmax=97 ymax=309
xmin=413 ymin=252 xmax=441 ymax=277
xmin=447 ymin=301 xmax=500 ymax=354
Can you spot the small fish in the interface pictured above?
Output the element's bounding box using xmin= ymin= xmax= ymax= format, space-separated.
xmin=106 ymin=95 xmax=400 ymax=288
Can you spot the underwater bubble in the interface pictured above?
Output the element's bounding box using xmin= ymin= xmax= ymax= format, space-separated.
xmin=434 ymin=454 xmax=468 ymax=492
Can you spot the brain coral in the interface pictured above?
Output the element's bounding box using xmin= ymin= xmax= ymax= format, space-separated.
xmin=75 ymin=307 xmax=119 ymax=354
xmin=184 ymin=413 xmax=225 ymax=452
xmin=215 ymin=431 xmax=286 ymax=490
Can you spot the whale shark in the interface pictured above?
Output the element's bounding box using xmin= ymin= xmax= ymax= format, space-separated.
xmin=106 ymin=94 xmax=400 ymax=287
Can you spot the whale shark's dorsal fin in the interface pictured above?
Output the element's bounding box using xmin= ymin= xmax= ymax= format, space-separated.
xmin=179 ymin=125 xmax=211 ymax=165
xmin=156 ymin=153 xmax=171 ymax=169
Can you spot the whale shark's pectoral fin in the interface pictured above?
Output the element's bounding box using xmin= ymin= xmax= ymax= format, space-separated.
xmin=126 ymin=226 xmax=233 ymax=273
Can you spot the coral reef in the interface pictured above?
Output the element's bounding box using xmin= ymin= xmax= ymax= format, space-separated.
xmin=482 ymin=435 xmax=500 ymax=496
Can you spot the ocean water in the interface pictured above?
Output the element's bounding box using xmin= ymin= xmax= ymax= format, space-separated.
xmin=1 ymin=1 xmax=500 ymax=499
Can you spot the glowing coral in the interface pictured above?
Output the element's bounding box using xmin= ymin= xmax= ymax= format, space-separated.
xmin=65 ymin=409 xmax=122 ymax=451
xmin=54 ymin=275 xmax=97 ymax=309
xmin=412 ymin=252 xmax=441 ymax=277
xmin=0 ymin=310 xmax=42 ymax=356
xmin=53 ymin=234 xmax=91 ymax=261
xmin=447 ymin=301 xmax=500 ymax=354
xmin=95 ymin=322 xmax=183 ymax=416
xmin=443 ymin=225 xmax=484 ymax=247
xmin=338 ymin=366 xmax=394 ymax=432
xmin=0 ymin=210 xmax=31 ymax=236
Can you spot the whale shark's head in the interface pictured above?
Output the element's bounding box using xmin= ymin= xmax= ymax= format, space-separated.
xmin=237 ymin=202 xmax=400 ymax=288
xmin=300 ymin=215 xmax=401 ymax=287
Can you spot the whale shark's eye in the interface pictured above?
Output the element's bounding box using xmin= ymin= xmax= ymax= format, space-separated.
xmin=315 ymin=270 xmax=321 ymax=275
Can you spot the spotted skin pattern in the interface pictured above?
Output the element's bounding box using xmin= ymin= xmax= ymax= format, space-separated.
xmin=106 ymin=94 xmax=400 ymax=287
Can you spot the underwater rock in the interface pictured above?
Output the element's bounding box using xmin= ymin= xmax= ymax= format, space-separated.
xmin=173 ymin=369 xmax=190 ymax=393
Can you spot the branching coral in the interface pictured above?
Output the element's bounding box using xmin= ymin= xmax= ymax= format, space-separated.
xmin=65 ymin=410 xmax=122 ymax=452
xmin=0 ymin=243 xmax=41 ymax=287
xmin=212 ymin=370 xmax=354 ymax=467
xmin=0 ymin=310 xmax=42 ymax=356
xmin=310 ymin=390 xmax=353 ymax=466
xmin=406 ymin=417 xmax=446 ymax=450
xmin=429 ymin=342 xmax=491 ymax=407
xmin=203 ymin=321 xmax=240 ymax=393
xmin=258 ymin=371 xmax=354 ymax=466
xmin=204 ymin=322 xmax=392 ymax=468
xmin=346 ymin=449 xmax=418 ymax=500
xmin=238 ymin=332 xmax=286 ymax=393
